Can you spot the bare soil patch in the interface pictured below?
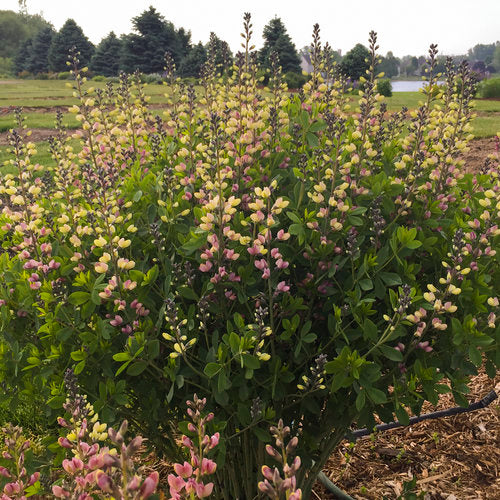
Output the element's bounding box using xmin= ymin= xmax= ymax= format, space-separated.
xmin=461 ymin=137 xmax=498 ymax=173
xmin=0 ymin=128 xmax=72 ymax=146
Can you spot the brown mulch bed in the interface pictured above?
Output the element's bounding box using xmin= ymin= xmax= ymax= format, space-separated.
xmin=314 ymin=371 xmax=499 ymax=499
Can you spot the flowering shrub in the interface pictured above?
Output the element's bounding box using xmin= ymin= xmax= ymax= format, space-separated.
xmin=0 ymin=16 xmax=498 ymax=499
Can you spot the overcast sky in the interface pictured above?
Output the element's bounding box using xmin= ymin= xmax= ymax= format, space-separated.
xmin=3 ymin=0 xmax=500 ymax=57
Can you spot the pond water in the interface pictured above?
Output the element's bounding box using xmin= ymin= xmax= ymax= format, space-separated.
xmin=392 ymin=80 xmax=444 ymax=92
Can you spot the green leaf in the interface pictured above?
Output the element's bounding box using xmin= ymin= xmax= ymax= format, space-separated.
xmin=306 ymin=132 xmax=319 ymax=148
xmin=113 ymin=352 xmax=131 ymax=362
xmin=366 ymin=386 xmax=387 ymax=404
xmin=47 ymin=396 xmax=65 ymax=409
xmin=90 ymin=288 xmax=101 ymax=305
xmin=395 ymin=405 xmax=410 ymax=425
xmin=70 ymin=350 xmax=85 ymax=361
xmin=133 ymin=190 xmax=143 ymax=202
xmin=406 ymin=240 xmax=422 ymax=249
xmin=347 ymin=215 xmax=363 ymax=227
xmin=127 ymin=361 xmax=147 ymax=376
xmin=204 ymin=362 xmax=221 ymax=378
xmin=57 ymin=327 xmax=73 ymax=342
xmin=74 ymin=360 xmax=85 ymax=375
xmin=178 ymin=286 xmax=198 ymax=301
xmin=143 ymin=265 xmax=159 ymax=286
xmin=359 ymin=278 xmax=373 ymax=291
xmin=242 ymin=354 xmax=260 ymax=370
xmin=468 ymin=345 xmax=482 ymax=366
xmin=302 ymin=333 xmax=317 ymax=343
xmin=68 ymin=291 xmax=90 ymax=305
xmin=228 ymin=332 xmax=240 ymax=354
xmin=363 ymin=319 xmax=378 ymax=342
xmin=378 ymin=345 xmax=403 ymax=361
xmin=252 ymin=427 xmax=271 ymax=442
xmin=356 ymin=390 xmax=366 ymax=411
xmin=380 ymin=272 xmax=402 ymax=286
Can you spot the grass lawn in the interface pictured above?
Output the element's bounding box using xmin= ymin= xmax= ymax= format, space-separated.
xmin=1 ymin=79 xmax=499 ymax=140
xmin=0 ymin=79 xmax=170 ymax=108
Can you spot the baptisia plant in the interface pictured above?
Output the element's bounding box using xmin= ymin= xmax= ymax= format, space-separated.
xmin=0 ymin=14 xmax=498 ymax=499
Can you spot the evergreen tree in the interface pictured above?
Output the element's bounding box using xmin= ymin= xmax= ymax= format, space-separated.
xmin=14 ymin=38 xmax=32 ymax=73
xmin=48 ymin=19 xmax=94 ymax=72
xmin=120 ymin=7 xmax=183 ymax=74
xmin=90 ymin=32 xmax=123 ymax=76
xmin=259 ymin=17 xmax=301 ymax=73
xmin=176 ymin=27 xmax=192 ymax=61
xmin=340 ymin=43 xmax=370 ymax=80
xmin=206 ymin=33 xmax=233 ymax=74
xmin=27 ymin=26 xmax=54 ymax=74
xmin=179 ymin=42 xmax=207 ymax=77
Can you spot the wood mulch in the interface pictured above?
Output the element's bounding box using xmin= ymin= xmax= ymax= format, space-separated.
xmin=315 ymin=371 xmax=499 ymax=499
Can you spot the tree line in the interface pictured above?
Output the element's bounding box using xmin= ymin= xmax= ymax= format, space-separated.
xmin=1 ymin=6 xmax=499 ymax=81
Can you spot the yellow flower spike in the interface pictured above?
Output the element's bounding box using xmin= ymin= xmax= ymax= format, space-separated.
xmin=99 ymin=253 xmax=111 ymax=263
xmin=423 ymin=292 xmax=435 ymax=303
xmin=427 ymin=284 xmax=438 ymax=293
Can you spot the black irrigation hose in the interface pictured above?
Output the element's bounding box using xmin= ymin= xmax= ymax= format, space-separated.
xmin=347 ymin=389 xmax=498 ymax=440
xmin=317 ymin=389 xmax=498 ymax=499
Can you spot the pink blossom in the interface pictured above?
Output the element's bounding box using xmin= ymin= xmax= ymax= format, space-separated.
xmin=201 ymin=458 xmax=217 ymax=475
xmin=110 ymin=315 xmax=123 ymax=327
xmin=139 ymin=471 xmax=159 ymax=499
xmin=52 ymin=485 xmax=70 ymax=498
xmin=275 ymin=258 xmax=289 ymax=269
xmin=174 ymin=462 xmax=193 ymax=478
xmin=254 ymin=259 xmax=267 ymax=270
xmin=199 ymin=261 xmax=213 ymax=272
xmin=167 ymin=474 xmax=186 ymax=492
xmin=275 ymin=281 xmax=290 ymax=294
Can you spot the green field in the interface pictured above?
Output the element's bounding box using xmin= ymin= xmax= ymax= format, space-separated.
xmin=1 ymin=79 xmax=499 ymax=168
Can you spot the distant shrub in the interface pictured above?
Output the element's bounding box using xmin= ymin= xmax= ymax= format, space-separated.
xmin=377 ymin=78 xmax=393 ymax=97
xmin=17 ymin=70 xmax=31 ymax=79
xmin=182 ymin=76 xmax=198 ymax=85
xmin=284 ymin=71 xmax=308 ymax=89
xmin=57 ymin=71 xmax=72 ymax=80
xmin=141 ymin=73 xmax=163 ymax=84
xmin=37 ymin=73 xmax=50 ymax=80
xmin=0 ymin=57 xmax=13 ymax=77
xmin=477 ymin=77 xmax=500 ymax=98
xmin=92 ymin=75 xmax=107 ymax=82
